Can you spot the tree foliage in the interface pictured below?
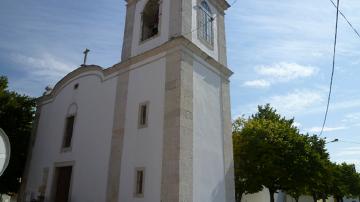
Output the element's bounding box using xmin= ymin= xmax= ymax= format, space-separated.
xmin=330 ymin=163 xmax=360 ymax=202
xmin=233 ymin=104 xmax=301 ymax=202
xmin=233 ymin=116 xmax=263 ymax=201
xmin=0 ymin=76 xmax=35 ymax=195
xmin=232 ymin=104 xmax=360 ymax=202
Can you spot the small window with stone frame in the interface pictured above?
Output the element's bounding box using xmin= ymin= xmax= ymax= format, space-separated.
xmin=141 ymin=0 xmax=160 ymax=41
xmin=138 ymin=101 xmax=149 ymax=128
xmin=134 ymin=168 xmax=145 ymax=197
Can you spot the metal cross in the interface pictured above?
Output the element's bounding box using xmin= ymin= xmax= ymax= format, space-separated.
xmin=82 ymin=48 xmax=90 ymax=66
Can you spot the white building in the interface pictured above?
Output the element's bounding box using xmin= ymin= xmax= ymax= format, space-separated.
xmin=19 ymin=0 xmax=235 ymax=201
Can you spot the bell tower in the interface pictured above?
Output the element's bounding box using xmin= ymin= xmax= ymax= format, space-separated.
xmin=112 ymin=0 xmax=235 ymax=202
xmin=121 ymin=0 xmax=230 ymax=67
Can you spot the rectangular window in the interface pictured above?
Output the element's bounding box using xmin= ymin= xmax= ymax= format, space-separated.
xmin=63 ymin=115 xmax=75 ymax=148
xmin=134 ymin=168 xmax=145 ymax=197
xmin=197 ymin=4 xmax=214 ymax=46
xmin=138 ymin=102 xmax=149 ymax=128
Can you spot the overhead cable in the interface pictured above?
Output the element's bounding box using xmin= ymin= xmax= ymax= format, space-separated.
xmin=320 ymin=0 xmax=340 ymax=136
xmin=328 ymin=0 xmax=360 ymax=39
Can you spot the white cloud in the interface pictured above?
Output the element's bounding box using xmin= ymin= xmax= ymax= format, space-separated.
xmin=243 ymin=79 xmax=270 ymax=88
xmin=256 ymin=62 xmax=317 ymax=82
xmin=292 ymin=122 xmax=302 ymax=128
xmin=243 ymin=62 xmax=318 ymax=88
xmin=342 ymin=112 xmax=360 ymax=124
xmin=306 ymin=126 xmax=348 ymax=133
xmin=8 ymin=53 xmax=77 ymax=96
xmin=239 ymin=89 xmax=325 ymax=117
xmin=11 ymin=53 xmax=75 ymax=79
xmin=303 ymin=99 xmax=360 ymax=115
xmin=335 ymin=147 xmax=360 ymax=157
xmin=267 ymin=89 xmax=323 ymax=116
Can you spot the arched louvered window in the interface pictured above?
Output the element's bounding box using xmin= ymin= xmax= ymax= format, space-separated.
xmin=141 ymin=0 xmax=160 ymax=41
xmin=198 ymin=1 xmax=214 ymax=45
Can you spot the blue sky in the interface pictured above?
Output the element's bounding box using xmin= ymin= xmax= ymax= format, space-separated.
xmin=1 ymin=0 xmax=360 ymax=170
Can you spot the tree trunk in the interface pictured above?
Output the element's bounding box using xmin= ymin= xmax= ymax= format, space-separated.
xmin=295 ymin=197 xmax=299 ymax=202
xmin=269 ymin=188 xmax=275 ymax=202
xmin=312 ymin=193 xmax=317 ymax=202
xmin=236 ymin=192 xmax=243 ymax=202
xmin=322 ymin=193 xmax=326 ymax=202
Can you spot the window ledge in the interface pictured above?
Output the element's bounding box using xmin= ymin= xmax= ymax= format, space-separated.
xmin=61 ymin=147 xmax=72 ymax=153
xmin=139 ymin=33 xmax=160 ymax=45
xmin=198 ymin=36 xmax=214 ymax=50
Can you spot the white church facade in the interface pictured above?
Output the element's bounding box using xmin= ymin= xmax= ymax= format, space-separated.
xmin=19 ymin=0 xmax=235 ymax=201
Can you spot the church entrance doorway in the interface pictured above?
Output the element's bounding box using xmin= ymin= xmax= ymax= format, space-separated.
xmin=54 ymin=166 xmax=72 ymax=202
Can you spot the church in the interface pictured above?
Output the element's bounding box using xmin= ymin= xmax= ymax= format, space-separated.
xmin=19 ymin=0 xmax=235 ymax=201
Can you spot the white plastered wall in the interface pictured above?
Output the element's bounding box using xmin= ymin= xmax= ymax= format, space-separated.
xmin=118 ymin=57 xmax=166 ymax=202
xmin=193 ymin=59 xmax=226 ymax=202
xmin=25 ymin=73 xmax=117 ymax=202
xmin=131 ymin=0 xmax=171 ymax=57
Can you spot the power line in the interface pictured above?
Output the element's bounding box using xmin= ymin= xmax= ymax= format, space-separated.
xmin=328 ymin=0 xmax=360 ymax=39
xmin=319 ymin=0 xmax=340 ymax=136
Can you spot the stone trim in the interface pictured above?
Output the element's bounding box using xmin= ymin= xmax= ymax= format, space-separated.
xmin=105 ymin=71 xmax=130 ymax=202
xmin=221 ymin=79 xmax=235 ymax=202
xmin=121 ymin=0 xmax=137 ymax=60
xmin=161 ymin=49 xmax=194 ymax=202
xmin=217 ymin=13 xmax=227 ymax=66
xmin=208 ymin=0 xmax=230 ymax=12
xmin=169 ymin=0 xmax=183 ymax=38
xmin=161 ymin=50 xmax=181 ymax=202
xmin=113 ymin=36 xmax=233 ymax=77
xmin=178 ymin=49 xmax=194 ymax=202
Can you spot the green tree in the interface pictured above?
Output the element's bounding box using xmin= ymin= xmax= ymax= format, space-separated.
xmin=233 ymin=104 xmax=301 ymax=202
xmin=304 ymin=135 xmax=332 ymax=202
xmin=0 ymin=76 xmax=35 ymax=195
xmin=348 ymin=168 xmax=360 ymax=200
xmin=283 ymin=134 xmax=312 ymax=202
xmin=331 ymin=163 xmax=360 ymax=202
xmin=356 ymin=173 xmax=360 ymax=202
xmin=233 ymin=116 xmax=263 ymax=202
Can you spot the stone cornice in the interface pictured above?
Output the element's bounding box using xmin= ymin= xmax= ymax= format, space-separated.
xmin=36 ymin=36 xmax=232 ymax=105
xmin=125 ymin=0 xmax=230 ymax=10
xmin=35 ymin=65 xmax=105 ymax=105
xmin=107 ymin=36 xmax=233 ymax=77
xmin=208 ymin=0 xmax=231 ymax=11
